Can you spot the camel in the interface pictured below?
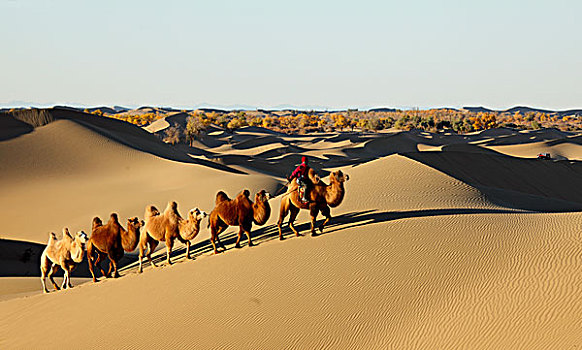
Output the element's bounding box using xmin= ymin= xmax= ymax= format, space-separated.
xmin=40 ymin=228 xmax=88 ymax=293
xmin=277 ymin=169 xmax=349 ymax=239
xmin=139 ymin=202 xmax=207 ymax=273
xmin=86 ymin=213 xmax=144 ymax=282
xmin=208 ymin=189 xmax=272 ymax=254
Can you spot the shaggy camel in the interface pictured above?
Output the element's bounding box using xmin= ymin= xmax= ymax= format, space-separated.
xmin=278 ymin=169 xmax=349 ymax=239
xmin=208 ymin=189 xmax=271 ymax=254
xmin=40 ymin=228 xmax=88 ymax=293
xmin=87 ymin=213 xmax=143 ymax=282
xmin=139 ymin=202 xmax=207 ymax=273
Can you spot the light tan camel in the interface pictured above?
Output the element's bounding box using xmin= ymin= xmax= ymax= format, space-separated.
xmin=40 ymin=228 xmax=88 ymax=293
xmin=87 ymin=214 xmax=144 ymax=282
xmin=278 ymin=170 xmax=349 ymax=239
xmin=139 ymin=202 xmax=207 ymax=273
xmin=208 ymin=189 xmax=271 ymax=254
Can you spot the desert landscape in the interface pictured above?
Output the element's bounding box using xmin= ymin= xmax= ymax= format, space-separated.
xmin=1 ymin=107 xmax=582 ymax=348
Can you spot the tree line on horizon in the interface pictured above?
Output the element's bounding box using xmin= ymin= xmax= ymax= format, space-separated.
xmin=81 ymin=107 xmax=582 ymax=145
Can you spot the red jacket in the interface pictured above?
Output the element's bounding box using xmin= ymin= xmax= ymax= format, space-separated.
xmin=290 ymin=163 xmax=309 ymax=180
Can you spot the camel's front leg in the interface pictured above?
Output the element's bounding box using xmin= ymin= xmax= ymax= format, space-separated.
xmin=186 ymin=241 xmax=191 ymax=259
xmin=278 ymin=202 xmax=290 ymax=240
xmin=319 ymin=205 xmax=332 ymax=233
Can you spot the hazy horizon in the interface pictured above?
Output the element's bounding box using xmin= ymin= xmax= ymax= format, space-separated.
xmin=2 ymin=0 xmax=581 ymax=110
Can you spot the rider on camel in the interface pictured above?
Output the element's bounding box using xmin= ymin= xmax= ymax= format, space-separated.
xmin=288 ymin=156 xmax=311 ymax=203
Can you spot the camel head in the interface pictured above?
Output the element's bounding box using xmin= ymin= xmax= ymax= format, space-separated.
xmin=75 ymin=230 xmax=89 ymax=245
xmin=127 ymin=217 xmax=144 ymax=230
xmin=189 ymin=208 xmax=208 ymax=222
xmin=255 ymin=189 xmax=272 ymax=203
xmin=331 ymin=170 xmax=349 ymax=183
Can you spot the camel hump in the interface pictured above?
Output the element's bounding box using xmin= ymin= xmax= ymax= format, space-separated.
xmin=242 ymin=189 xmax=250 ymax=198
xmin=92 ymin=217 xmax=103 ymax=229
xmin=47 ymin=232 xmax=57 ymax=244
xmin=109 ymin=213 xmax=119 ymax=224
xmin=145 ymin=205 xmax=160 ymax=218
xmin=215 ymin=191 xmax=230 ymax=204
xmin=166 ymin=201 xmax=178 ymax=212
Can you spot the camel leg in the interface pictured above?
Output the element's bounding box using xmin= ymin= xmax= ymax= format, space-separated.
xmin=40 ymin=255 xmax=51 ymax=293
xmin=288 ymin=205 xmax=301 ymax=237
xmin=319 ymin=205 xmax=332 ymax=233
xmin=186 ymin=241 xmax=191 ymax=259
xmin=278 ymin=203 xmax=290 ymax=240
xmin=138 ymin=239 xmax=146 ymax=273
xmin=66 ymin=267 xmax=74 ymax=288
xmin=48 ymin=264 xmax=60 ymax=291
xmin=165 ymin=238 xmax=174 ymax=265
xmin=216 ymin=230 xmax=227 ymax=251
xmin=244 ymin=223 xmax=254 ymax=247
xmin=61 ymin=268 xmax=69 ymax=290
xmin=211 ymin=225 xmax=227 ymax=254
xmin=147 ymin=239 xmax=159 ymax=268
xmin=111 ymin=258 xmax=120 ymax=278
xmin=87 ymin=242 xmax=98 ymax=282
xmin=309 ymin=204 xmax=320 ymax=236
xmin=235 ymin=226 xmax=244 ymax=248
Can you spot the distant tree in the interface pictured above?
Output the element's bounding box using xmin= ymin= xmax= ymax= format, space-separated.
xmin=164 ymin=125 xmax=181 ymax=145
xmin=185 ymin=115 xmax=205 ymax=146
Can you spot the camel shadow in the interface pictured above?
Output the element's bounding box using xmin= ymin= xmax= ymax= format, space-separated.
xmin=118 ymin=207 xmax=523 ymax=274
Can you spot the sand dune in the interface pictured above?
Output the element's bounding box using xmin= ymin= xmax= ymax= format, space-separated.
xmin=2 ymin=112 xmax=582 ymax=349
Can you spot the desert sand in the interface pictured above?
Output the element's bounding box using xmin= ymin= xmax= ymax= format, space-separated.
xmin=1 ymin=108 xmax=582 ymax=349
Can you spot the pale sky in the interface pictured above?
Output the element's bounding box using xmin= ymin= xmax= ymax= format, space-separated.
xmin=1 ymin=0 xmax=580 ymax=110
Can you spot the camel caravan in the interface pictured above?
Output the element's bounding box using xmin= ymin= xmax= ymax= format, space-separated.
xmin=39 ymin=160 xmax=349 ymax=293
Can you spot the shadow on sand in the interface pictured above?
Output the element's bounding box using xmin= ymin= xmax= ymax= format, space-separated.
xmin=117 ymin=207 xmax=522 ymax=274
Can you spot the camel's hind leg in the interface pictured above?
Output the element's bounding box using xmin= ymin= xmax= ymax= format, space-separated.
xmin=40 ymin=255 xmax=52 ymax=293
xmin=147 ymin=239 xmax=159 ymax=268
xmin=48 ymin=264 xmax=60 ymax=291
xmin=309 ymin=204 xmax=321 ymax=236
xmin=211 ymin=224 xmax=228 ymax=254
xmin=288 ymin=205 xmax=301 ymax=237
xmin=319 ymin=205 xmax=332 ymax=233
xmin=139 ymin=234 xmax=158 ymax=273
xmin=165 ymin=237 xmax=174 ymax=265
xmin=235 ymin=226 xmax=244 ymax=248
xmin=86 ymin=242 xmax=100 ymax=282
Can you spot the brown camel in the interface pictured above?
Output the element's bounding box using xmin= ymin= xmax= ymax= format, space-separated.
xmin=139 ymin=202 xmax=207 ymax=273
xmin=40 ymin=228 xmax=88 ymax=293
xmin=87 ymin=213 xmax=143 ymax=282
xmin=208 ymin=189 xmax=272 ymax=254
xmin=277 ymin=169 xmax=349 ymax=239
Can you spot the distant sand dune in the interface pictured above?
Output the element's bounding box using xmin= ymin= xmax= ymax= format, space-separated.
xmin=2 ymin=111 xmax=582 ymax=349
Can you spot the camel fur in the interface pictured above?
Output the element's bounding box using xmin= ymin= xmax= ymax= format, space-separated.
xmin=208 ymin=189 xmax=272 ymax=254
xmin=278 ymin=170 xmax=349 ymax=239
xmin=87 ymin=213 xmax=144 ymax=282
xmin=139 ymin=201 xmax=207 ymax=273
xmin=40 ymin=228 xmax=88 ymax=293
